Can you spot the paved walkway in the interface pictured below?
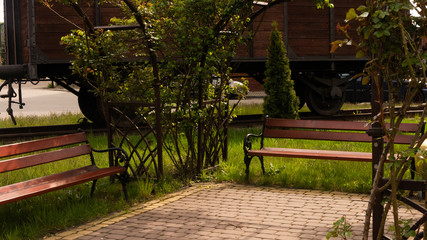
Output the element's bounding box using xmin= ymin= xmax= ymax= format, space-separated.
xmin=44 ymin=183 xmax=423 ymax=240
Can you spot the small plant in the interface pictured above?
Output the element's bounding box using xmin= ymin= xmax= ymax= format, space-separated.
xmin=266 ymin=162 xmax=285 ymax=176
xmin=388 ymin=218 xmax=416 ymax=239
xmin=195 ymin=171 xmax=216 ymax=182
xmin=326 ymin=216 xmax=353 ymax=240
xmin=136 ymin=179 xmax=155 ymax=199
xmin=47 ymin=82 xmax=56 ymax=88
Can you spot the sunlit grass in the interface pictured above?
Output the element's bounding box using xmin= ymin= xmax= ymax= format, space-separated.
xmin=0 ymin=112 xmax=85 ymax=128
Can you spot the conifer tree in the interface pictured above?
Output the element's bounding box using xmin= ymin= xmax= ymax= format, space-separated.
xmin=263 ymin=22 xmax=299 ymax=119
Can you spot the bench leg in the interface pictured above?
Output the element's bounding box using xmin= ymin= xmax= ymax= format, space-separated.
xmin=244 ymin=155 xmax=252 ymax=182
xmin=121 ymin=181 xmax=129 ymax=202
xmin=90 ymin=179 xmax=98 ymax=197
xmin=244 ymin=155 xmax=266 ymax=182
xmin=259 ymin=156 xmax=265 ymax=174
xmin=117 ymin=172 xmax=130 ymax=202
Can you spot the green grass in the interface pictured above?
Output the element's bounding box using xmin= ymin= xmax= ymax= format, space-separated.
xmin=233 ymin=103 xmax=263 ymax=115
xmin=0 ymin=109 xmax=421 ymax=239
xmin=0 ymin=112 xmax=85 ymax=128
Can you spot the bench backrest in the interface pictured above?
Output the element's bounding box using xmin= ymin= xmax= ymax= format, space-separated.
xmin=0 ymin=132 xmax=92 ymax=173
xmin=263 ymin=118 xmax=422 ymax=145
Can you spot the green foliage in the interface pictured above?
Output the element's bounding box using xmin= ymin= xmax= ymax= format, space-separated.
xmin=334 ymin=0 xmax=426 ymax=239
xmin=388 ymin=218 xmax=416 ymax=239
xmin=326 ymin=216 xmax=353 ymax=240
xmin=54 ymin=0 xmax=335 ymax=179
xmin=57 ymin=0 xmax=255 ymax=178
xmin=61 ymin=29 xmax=155 ymax=103
xmin=263 ymin=22 xmax=299 ymax=119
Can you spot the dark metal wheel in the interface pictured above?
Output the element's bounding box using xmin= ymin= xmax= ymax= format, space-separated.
xmin=414 ymin=231 xmax=423 ymax=240
xmin=412 ymin=90 xmax=425 ymax=103
xmin=78 ymin=86 xmax=105 ymax=124
xmin=305 ymin=87 xmax=344 ymax=116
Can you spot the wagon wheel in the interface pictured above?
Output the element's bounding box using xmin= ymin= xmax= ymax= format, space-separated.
xmin=305 ymin=87 xmax=344 ymax=116
xmin=78 ymin=86 xmax=105 ymax=124
xmin=411 ymin=90 xmax=425 ymax=104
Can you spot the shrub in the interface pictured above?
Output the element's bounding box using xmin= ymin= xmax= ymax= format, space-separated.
xmin=263 ymin=22 xmax=299 ymax=119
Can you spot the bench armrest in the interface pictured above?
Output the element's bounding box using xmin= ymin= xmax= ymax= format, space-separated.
xmin=92 ymin=147 xmax=130 ymax=169
xmin=244 ymin=133 xmax=263 ymax=153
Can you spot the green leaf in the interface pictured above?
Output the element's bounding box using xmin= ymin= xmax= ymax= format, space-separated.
xmin=356 ymin=50 xmax=365 ymax=58
xmin=362 ymin=76 xmax=370 ymax=85
xmin=374 ymin=22 xmax=383 ymax=29
xmin=383 ymin=29 xmax=390 ymax=36
xmin=356 ymin=5 xmax=366 ymax=12
xmin=374 ymin=31 xmax=384 ymax=38
xmin=363 ymin=29 xmax=372 ymax=39
xmin=404 ymin=230 xmax=416 ymax=237
xmin=346 ymin=8 xmax=357 ymax=22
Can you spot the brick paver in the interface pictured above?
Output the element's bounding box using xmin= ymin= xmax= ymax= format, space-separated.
xmin=44 ymin=183 xmax=423 ymax=240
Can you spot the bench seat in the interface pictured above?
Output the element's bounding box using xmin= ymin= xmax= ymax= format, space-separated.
xmin=0 ymin=131 xmax=130 ymax=206
xmin=243 ymin=117 xmax=423 ymax=181
xmin=0 ymin=165 xmax=125 ymax=205
xmin=247 ymin=147 xmax=372 ymax=162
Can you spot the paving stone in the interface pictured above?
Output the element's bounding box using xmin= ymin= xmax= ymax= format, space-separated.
xmin=44 ymin=183 xmax=423 ymax=240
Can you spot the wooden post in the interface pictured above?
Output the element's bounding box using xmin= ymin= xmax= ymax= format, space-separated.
xmin=368 ymin=122 xmax=384 ymax=239
xmin=370 ymin=77 xmax=384 ymax=240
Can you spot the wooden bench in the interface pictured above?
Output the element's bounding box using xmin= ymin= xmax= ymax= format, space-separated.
xmin=243 ymin=117 xmax=423 ymax=181
xmin=0 ymin=131 xmax=130 ymax=205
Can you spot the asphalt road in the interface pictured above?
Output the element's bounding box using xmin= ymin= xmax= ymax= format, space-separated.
xmin=0 ymin=81 xmax=80 ymax=120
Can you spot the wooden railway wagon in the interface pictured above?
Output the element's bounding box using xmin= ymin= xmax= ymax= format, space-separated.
xmin=0 ymin=0 xmax=366 ymax=122
xmin=234 ymin=0 xmax=366 ymax=115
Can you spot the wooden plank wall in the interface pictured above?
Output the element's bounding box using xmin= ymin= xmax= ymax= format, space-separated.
xmin=235 ymin=0 xmax=363 ymax=59
xmin=32 ymin=1 xmax=122 ymax=61
xmin=19 ymin=0 xmax=29 ymax=63
xmin=20 ymin=0 xmax=363 ymax=64
xmin=288 ymin=0 xmax=330 ymax=57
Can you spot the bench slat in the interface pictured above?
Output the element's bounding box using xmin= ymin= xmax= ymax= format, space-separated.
xmin=266 ymin=118 xmax=369 ymax=131
xmin=0 ymin=132 xmax=88 ymax=158
xmin=264 ymin=129 xmax=414 ymax=144
xmin=0 ymin=165 xmax=126 ymax=205
xmin=266 ymin=118 xmax=421 ymax=133
xmin=0 ymin=144 xmax=92 ymax=173
xmin=248 ymin=147 xmax=372 ymax=162
xmin=263 ymin=129 xmax=372 ymax=142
